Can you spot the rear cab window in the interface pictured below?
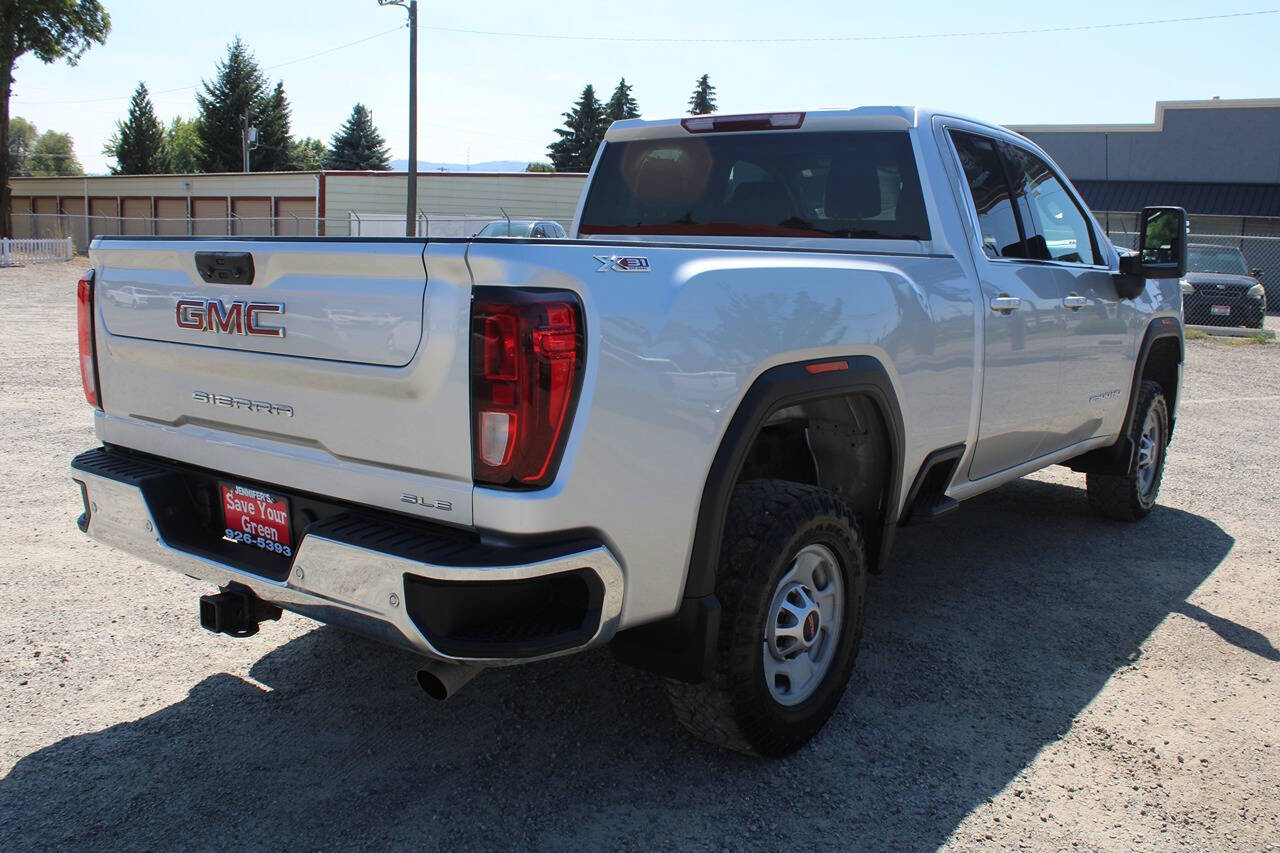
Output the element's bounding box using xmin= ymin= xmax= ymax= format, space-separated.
xmin=949 ymin=130 xmax=1026 ymax=260
xmin=579 ymin=130 xmax=930 ymax=241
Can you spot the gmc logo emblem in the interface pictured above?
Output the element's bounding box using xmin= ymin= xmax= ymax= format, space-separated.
xmin=176 ymin=299 xmax=285 ymax=338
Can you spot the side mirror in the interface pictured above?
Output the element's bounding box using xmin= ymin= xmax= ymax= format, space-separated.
xmin=1253 ymin=268 xmax=1264 ymax=280
xmin=1120 ymin=206 xmax=1187 ymax=280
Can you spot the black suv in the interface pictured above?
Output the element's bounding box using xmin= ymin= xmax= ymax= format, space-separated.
xmin=1180 ymin=244 xmax=1267 ymax=329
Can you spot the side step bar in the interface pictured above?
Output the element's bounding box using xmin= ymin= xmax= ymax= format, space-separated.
xmin=900 ymin=444 xmax=966 ymax=526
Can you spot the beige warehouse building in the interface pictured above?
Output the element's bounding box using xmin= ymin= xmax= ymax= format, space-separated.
xmin=6 ymin=170 xmax=588 ymax=250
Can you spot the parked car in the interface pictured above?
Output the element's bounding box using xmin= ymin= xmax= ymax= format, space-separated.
xmin=1180 ymin=244 xmax=1267 ymax=329
xmin=71 ymin=106 xmax=1187 ymax=757
xmin=475 ymin=219 xmax=566 ymax=238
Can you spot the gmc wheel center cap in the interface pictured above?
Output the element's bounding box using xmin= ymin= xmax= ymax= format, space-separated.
xmin=803 ymin=610 xmax=820 ymax=643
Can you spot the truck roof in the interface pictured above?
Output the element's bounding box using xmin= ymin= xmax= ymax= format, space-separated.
xmin=603 ymin=106 xmax=1010 ymax=143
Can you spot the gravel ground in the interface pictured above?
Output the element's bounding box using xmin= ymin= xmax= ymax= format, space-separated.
xmin=1 ymin=261 xmax=1277 ymax=850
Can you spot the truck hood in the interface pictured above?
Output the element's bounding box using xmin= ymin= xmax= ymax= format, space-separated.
xmin=1183 ymin=272 xmax=1259 ymax=291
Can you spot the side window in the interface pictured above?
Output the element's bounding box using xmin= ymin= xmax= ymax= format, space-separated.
xmin=949 ymin=130 xmax=1025 ymax=259
xmin=1003 ymin=146 xmax=1100 ymax=265
xmin=531 ymin=224 xmax=547 ymax=238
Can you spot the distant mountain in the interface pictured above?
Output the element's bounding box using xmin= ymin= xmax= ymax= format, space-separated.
xmin=390 ymin=159 xmax=543 ymax=173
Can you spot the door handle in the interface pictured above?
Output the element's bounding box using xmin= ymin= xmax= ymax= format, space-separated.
xmin=989 ymin=295 xmax=1022 ymax=314
xmin=1063 ymin=293 xmax=1088 ymax=310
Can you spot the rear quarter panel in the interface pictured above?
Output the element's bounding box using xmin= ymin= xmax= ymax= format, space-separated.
xmin=466 ymin=240 xmax=976 ymax=626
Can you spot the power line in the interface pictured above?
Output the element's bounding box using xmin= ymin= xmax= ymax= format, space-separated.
xmin=18 ymin=6 xmax=1276 ymax=108
xmin=421 ymin=8 xmax=1280 ymax=44
xmin=12 ymin=26 xmax=403 ymax=106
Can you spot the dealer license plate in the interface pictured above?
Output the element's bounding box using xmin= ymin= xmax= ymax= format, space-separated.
xmin=220 ymin=482 xmax=293 ymax=557
xmin=1211 ymin=305 xmax=1231 ymax=316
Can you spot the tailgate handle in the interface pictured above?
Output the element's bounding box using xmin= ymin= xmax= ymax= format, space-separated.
xmin=195 ymin=251 xmax=255 ymax=285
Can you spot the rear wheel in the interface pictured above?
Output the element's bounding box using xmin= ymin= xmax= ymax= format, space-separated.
xmin=665 ymin=479 xmax=866 ymax=757
xmin=1087 ymin=380 xmax=1169 ymax=521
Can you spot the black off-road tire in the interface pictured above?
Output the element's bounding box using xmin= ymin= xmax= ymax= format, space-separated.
xmin=1087 ymin=380 xmax=1170 ymax=521
xmin=664 ymin=479 xmax=867 ymax=757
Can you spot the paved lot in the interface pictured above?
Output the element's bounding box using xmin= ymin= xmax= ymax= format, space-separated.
xmin=1 ymin=261 xmax=1277 ymax=850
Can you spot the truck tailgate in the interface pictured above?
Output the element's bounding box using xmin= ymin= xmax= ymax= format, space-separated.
xmin=89 ymin=239 xmax=474 ymax=524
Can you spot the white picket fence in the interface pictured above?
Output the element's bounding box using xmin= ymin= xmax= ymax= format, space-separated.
xmin=0 ymin=236 xmax=75 ymax=267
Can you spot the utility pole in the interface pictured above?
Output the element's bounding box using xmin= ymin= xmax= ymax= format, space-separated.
xmin=240 ymin=111 xmax=258 ymax=173
xmin=380 ymin=0 xmax=418 ymax=236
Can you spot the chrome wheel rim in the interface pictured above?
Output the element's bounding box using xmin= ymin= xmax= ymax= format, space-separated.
xmin=763 ymin=543 xmax=844 ymax=706
xmin=1136 ymin=407 xmax=1163 ymax=497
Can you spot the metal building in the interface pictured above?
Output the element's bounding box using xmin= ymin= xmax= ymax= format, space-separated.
xmin=1010 ymin=98 xmax=1280 ymax=303
xmin=6 ymin=170 xmax=589 ymax=250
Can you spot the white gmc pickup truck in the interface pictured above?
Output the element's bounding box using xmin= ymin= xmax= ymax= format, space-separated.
xmin=72 ymin=107 xmax=1187 ymax=756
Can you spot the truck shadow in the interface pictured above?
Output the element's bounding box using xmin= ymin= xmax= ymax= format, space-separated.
xmin=0 ymin=478 xmax=1241 ymax=849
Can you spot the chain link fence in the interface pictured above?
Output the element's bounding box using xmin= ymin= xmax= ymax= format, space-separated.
xmin=1102 ymin=226 xmax=1277 ymax=327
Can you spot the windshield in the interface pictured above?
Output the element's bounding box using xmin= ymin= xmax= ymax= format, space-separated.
xmin=579 ymin=131 xmax=930 ymax=240
xmin=477 ymin=221 xmax=534 ymax=237
xmin=1187 ymin=245 xmax=1249 ymax=275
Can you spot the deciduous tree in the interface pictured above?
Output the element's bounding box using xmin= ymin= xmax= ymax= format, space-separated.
xmin=165 ymin=116 xmax=202 ymax=174
xmin=7 ymin=115 xmax=36 ymax=176
xmin=0 ymin=0 xmax=110 ymax=234
xmin=289 ymin=137 xmax=327 ymax=171
xmin=28 ymin=129 xmax=82 ymax=175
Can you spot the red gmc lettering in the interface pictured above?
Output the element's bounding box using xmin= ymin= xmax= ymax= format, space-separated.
xmin=176 ymin=299 xmax=205 ymax=330
xmin=207 ymin=301 xmax=243 ymax=334
xmin=174 ymin=299 xmax=284 ymax=337
xmin=245 ymin=303 xmax=284 ymax=338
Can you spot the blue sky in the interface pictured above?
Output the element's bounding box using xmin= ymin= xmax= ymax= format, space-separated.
xmin=11 ymin=0 xmax=1280 ymax=173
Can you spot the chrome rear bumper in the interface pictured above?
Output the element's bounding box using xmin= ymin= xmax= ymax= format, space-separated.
xmin=72 ymin=449 xmax=624 ymax=665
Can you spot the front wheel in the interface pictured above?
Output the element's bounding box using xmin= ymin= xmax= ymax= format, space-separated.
xmin=1087 ymin=380 xmax=1170 ymax=521
xmin=665 ymin=480 xmax=867 ymax=757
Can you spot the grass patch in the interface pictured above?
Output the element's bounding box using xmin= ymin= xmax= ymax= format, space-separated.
xmin=1185 ymin=328 xmax=1273 ymax=345
xmin=1209 ymin=333 xmax=1273 ymax=347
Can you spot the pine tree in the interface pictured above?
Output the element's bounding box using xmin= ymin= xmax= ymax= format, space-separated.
xmin=548 ymin=84 xmax=606 ymax=173
xmin=326 ymin=104 xmax=391 ymax=170
xmin=254 ymin=81 xmax=295 ymax=171
xmin=605 ymin=77 xmax=640 ymax=124
xmin=104 ymin=82 xmax=169 ymax=174
xmin=195 ymin=38 xmax=268 ymax=172
xmin=688 ymin=73 xmax=717 ymax=115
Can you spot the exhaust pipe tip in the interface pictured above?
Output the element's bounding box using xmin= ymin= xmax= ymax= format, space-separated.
xmin=416 ymin=668 xmax=449 ymax=700
xmin=416 ymin=662 xmax=482 ymax=700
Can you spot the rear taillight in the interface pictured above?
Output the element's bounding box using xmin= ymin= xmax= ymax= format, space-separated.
xmin=471 ymin=288 xmax=584 ymax=488
xmin=76 ymin=270 xmax=101 ymax=409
